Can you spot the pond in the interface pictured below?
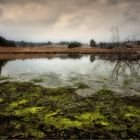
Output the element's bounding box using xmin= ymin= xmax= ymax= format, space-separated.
xmin=0 ymin=54 xmax=140 ymax=96
xmin=1 ymin=54 xmax=140 ymax=139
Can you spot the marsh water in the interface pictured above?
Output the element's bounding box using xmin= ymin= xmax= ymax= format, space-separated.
xmin=0 ymin=54 xmax=140 ymax=96
xmin=1 ymin=54 xmax=140 ymax=139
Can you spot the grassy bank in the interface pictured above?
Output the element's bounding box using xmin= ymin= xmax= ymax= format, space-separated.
xmin=0 ymin=81 xmax=140 ymax=139
xmin=0 ymin=46 xmax=140 ymax=55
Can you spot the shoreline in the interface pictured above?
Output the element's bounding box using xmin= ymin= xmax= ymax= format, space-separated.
xmin=0 ymin=53 xmax=140 ymax=60
xmin=0 ymin=46 xmax=140 ymax=54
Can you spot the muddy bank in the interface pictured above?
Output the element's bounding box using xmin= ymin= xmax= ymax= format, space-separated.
xmin=0 ymin=53 xmax=59 ymax=60
xmin=0 ymin=53 xmax=140 ymax=61
xmin=0 ymin=81 xmax=140 ymax=139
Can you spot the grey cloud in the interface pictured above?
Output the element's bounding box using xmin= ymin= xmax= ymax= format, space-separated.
xmin=0 ymin=0 xmax=140 ymax=42
xmin=0 ymin=7 xmax=3 ymax=16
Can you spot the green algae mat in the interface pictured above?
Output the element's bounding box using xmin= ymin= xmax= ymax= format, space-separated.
xmin=0 ymin=82 xmax=140 ymax=139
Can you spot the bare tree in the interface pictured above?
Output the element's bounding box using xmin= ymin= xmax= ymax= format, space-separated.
xmin=132 ymin=33 xmax=137 ymax=42
xmin=111 ymin=26 xmax=120 ymax=47
xmin=111 ymin=26 xmax=120 ymax=43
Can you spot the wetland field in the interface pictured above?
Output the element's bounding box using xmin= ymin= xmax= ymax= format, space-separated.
xmin=0 ymin=53 xmax=140 ymax=139
xmin=1 ymin=0 xmax=140 ymax=138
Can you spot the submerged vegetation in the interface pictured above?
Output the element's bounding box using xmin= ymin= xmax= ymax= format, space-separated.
xmin=0 ymin=81 xmax=140 ymax=139
xmin=0 ymin=76 xmax=10 ymax=81
xmin=74 ymin=82 xmax=89 ymax=89
xmin=31 ymin=78 xmax=44 ymax=83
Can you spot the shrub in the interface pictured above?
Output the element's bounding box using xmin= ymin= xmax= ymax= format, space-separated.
xmin=90 ymin=39 xmax=96 ymax=48
xmin=68 ymin=42 xmax=82 ymax=48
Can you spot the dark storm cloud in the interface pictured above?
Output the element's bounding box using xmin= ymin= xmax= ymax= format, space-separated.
xmin=0 ymin=0 xmax=140 ymax=42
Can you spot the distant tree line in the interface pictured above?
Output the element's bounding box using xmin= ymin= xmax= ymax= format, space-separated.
xmin=0 ymin=36 xmax=83 ymax=48
xmin=0 ymin=35 xmax=140 ymax=48
xmin=0 ymin=36 xmax=15 ymax=47
xmin=16 ymin=41 xmax=53 ymax=47
xmin=89 ymin=39 xmax=140 ymax=49
xmin=97 ymin=41 xmax=140 ymax=49
xmin=0 ymin=36 xmax=53 ymax=47
xmin=58 ymin=40 xmax=140 ymax=49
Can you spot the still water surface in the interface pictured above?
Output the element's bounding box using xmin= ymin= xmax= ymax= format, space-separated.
xmin=0 ymin=54 xmax=140 ymax=96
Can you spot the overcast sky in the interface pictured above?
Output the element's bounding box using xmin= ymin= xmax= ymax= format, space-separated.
xmin=0 ymin=0 xmax=140 ymax=42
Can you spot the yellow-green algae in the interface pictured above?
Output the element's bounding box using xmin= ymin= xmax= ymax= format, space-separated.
xmin=44 ymin=115 xmax=82 ymax=129
xmin=124 ymin=105 xmax=140 ymax=119
xmin=0 ymin=82 xmax=140 ymax=139
xmin=76 ymin=110 xmax=109 ymax=127
xmin=14 ymin=107 xmax=44 ymax=116
xmin=10 ymin=99 xmax=28 ymax=108
xmin=0 ymin=98 xmax=4 ymax=103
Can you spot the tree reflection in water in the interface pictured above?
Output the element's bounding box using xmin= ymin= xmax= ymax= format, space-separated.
xmin=111 ymin=60 xmax=140 ymax=82
xmin=93 ymin=54 xmax=140 ymax=83
xmin=90 ymin=55 xmax=96 ymax=62
xmin=0 ymin=60 xmax=7 ymax=75
xmin=0 ymin=54 xmax=139 ymax=86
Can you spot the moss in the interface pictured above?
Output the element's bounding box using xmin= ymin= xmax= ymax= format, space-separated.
xmin=0 ymin=98 xmax=4 ymax=103
xmin=43 ymin=109 xmax=82 ymax=130
xmin=0 ymin=82 xmax=140 ymax=139
xmin=76 ymin=109 xmax=109 ymax=127
xmin=107 ymin=123 xmax=127 ymax=131
xmin=10 ymin=121 xmax=21 ymax=129
xmin=10 ymin=99 xmax=28 ymax=108
xmin=47 ymin=87 xmax=73 ymax=95
xmin=14 ymin=107 xmax=44 ymax=116
xmin=75 ymin=82 xmax=89 ymax=89
xmin=44 ymin=108 xmax=109 ymax=130
xmin=0 ymin=76 xmax=9 ymax=81
xmin=0 ymin=82 xmax=17 ymax=93
xmin=98 ymin=89 xmax=114 ymax=95
xmin=76 ymin=111 xmax=105 ymax=121
xmin=124 ymin=106 xmax=140 ymax=119
xmin=25 ymin=127 xmax=45 ymax=138
xmin=31 ymin=78 xmax=44 ymax=83
xmin=122 ymin=78 xmax=133 ymax=87
xmin=44 ymin=114 xmax=82 ymax=129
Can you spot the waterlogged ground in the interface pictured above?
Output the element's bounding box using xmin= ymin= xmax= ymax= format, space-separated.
xmin=0 ymin=54 xmax=140 ymax=139
xmin=0 ymin=82 xmax=140 ymax=139
xmin=0 ymin=55 xmax=140 ymax=95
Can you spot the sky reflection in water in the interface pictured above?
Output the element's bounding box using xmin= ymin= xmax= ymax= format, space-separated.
xmin=0 ymin=55 xmax=140 ymax=96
